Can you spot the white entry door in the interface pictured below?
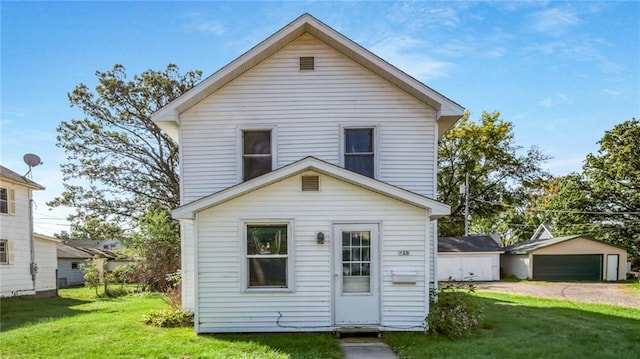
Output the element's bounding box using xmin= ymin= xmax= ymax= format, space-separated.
xmin=334 ymin=224 xmax=379 ymax=325
xmin=606 ymin=254 xmax=619 ymax=281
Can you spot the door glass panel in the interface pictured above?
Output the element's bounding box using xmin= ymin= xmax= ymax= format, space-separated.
xmin=342 ymin=231 xmax=371 ymax=293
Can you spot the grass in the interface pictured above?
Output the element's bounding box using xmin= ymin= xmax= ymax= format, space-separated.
xmin=2 ymin=286 xmax=639 ymax=358
xmin=385 ymin=291 xmax=640 ymax=359
xmin=0 ymin=287 xmax=341 ymax=358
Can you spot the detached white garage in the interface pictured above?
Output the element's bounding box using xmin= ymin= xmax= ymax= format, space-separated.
xmin=502 ymin=235 xmax=628 ymax=281
xmin=438 ymin=236 xmax=504 ymax=281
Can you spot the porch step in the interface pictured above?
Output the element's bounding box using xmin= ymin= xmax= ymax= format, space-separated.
xmin=334 ymin=326 xmax=381 ymax=338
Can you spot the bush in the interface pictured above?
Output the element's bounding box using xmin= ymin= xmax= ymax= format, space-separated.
xmin=142 ymin=309 xmax=193 ymax=328
xmin=427 ymin=281 xmax=482 ymax=338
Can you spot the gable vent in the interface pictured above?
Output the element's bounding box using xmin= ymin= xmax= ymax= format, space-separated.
xmin=299 ymin=56 xmax=315 ymax=71
xmin=301 ymin=175 xmax=319 ymax=191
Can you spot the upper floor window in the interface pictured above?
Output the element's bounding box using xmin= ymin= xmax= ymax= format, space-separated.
xmin=344 ymin=128 xmax=374 ymax=178
xmin=0 ymin=188 xmax=15 ymax=215
xmin=243 ymin=130 xmax=272 ymax=181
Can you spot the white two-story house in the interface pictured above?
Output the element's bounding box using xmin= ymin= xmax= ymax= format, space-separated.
xmin=0 ymin=165 xmax=59 ymax=297
xmin=153 ymin=14 xmax=464 ymax=333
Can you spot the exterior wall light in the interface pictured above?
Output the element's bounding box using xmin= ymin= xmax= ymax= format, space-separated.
xmin=316 ymin=232 xmax=325 ymax=244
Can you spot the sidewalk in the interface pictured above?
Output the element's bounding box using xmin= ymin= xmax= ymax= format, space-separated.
xmin=339 ymin=341 xmax=398 ymax=359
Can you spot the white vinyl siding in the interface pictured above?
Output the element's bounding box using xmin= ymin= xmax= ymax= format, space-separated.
xmin=58 ymin=259 xmax=87 ymax=286
xmin=194 ymin=171 xmax=429 ymax=333
xmin=0 ymin=182 xmax=35 ymax=297
xmin=178 ymin=33 xmax=437 ymax=203
xmin=34 ymin=237 xmax=58 ymax=294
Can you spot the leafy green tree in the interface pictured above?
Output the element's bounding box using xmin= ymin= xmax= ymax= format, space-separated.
xmin=48 ymin=64 xmax=201 ymax=235
xmin=80 ymin=256 xmax=103 ymax=296
xmin=542 ymin=120 xmax=640 ymax=257
xmin=55 ymin=217 xmax=124 ymax=240
xmin=438 ymin=111 xmax=550 ymax=237
xmin=130 ymin=208 xmax=181 ymax=292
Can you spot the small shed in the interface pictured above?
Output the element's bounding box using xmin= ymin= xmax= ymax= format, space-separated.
xmin=437 ymin=236 xmax=504 ymax=281
xmin=502 ymin=235 xmax=628 ymax=281
xmin=57 ymin=243 xmax=123 ymax=287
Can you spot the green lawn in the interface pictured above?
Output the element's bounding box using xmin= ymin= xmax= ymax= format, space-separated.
xmin=385 ymin=291 xmax=640 ymax=359
xmin=0 ymin=287 xmax=341 ymax=359
xmin=2 ymin=287 xmax=639 ymax=358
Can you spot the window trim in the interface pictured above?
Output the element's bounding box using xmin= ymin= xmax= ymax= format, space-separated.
xmin=240 ymin=219 xmax=294 ymax=293
xmin=237 ymin=125 xmax=278 ymax=182
xmin=339 ymin=125 xmax=379 ymax=179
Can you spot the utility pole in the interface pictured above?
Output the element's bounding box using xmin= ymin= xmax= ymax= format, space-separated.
xmin=464 ymin=173 xmax=469 ymax=236
xmin=460 ymin=173 xmax=470 ymax=236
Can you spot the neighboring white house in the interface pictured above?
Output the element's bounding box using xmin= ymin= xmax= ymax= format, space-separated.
xmin=152 ymin=13 xmax=464 ymax=333
xmin=57 ymin=243 xmax=92 ymax=287
xmin=57 ymin=242 xmax=126 ymax=287
xmin=1 ymin=165 xmax=59 ymax=297
xmin=438 ymin=236 xmax=504 ymax=281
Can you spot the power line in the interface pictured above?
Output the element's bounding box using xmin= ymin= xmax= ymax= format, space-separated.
xmin=473 ymin=199 xmax=640 ymax=215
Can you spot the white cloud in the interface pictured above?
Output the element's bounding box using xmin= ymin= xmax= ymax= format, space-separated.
xmin=531 ymin=7 xmax=581 ymax=35
xmin=600 ymin=89 xmax=622 ymax=96
xmin=184 ymin=12 xmax=226 ymax=36
xmin=539 ymin=93 xmax=572 ymax=107
xmin=544 ymin=156 xmax=585 ymax=175
xmin=369 ymin=37 xmax=453 ymax=81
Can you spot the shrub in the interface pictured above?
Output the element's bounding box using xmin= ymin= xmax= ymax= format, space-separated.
xmin=427 ymin=281 xmax=482 ymax=338
xmin=142 ymin=309 xmax=193 ymax=328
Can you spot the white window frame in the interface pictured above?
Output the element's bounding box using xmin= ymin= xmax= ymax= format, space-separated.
xmin=339 ymin=124 xmax=379 ymax=179
xmin=237 ymin=125 xmax=278 ymax=182
xmin=0 ymin=187 xmax=16 ymax=215
xmin=240 ymin=219 xmax=294 ymax=293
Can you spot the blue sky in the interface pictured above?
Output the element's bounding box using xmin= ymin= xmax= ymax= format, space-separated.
xmin=2 ymin=1 xmax=639 ymax=235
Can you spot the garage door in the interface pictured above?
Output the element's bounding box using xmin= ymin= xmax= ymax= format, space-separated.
xmin=533 ymin=255 xmax=602 ymax=281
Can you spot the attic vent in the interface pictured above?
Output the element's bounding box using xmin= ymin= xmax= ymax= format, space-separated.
xmin=299 ymin=56 xmax=315 ymax=71
xmin=301 ymin=175 xmax=319 ymax=191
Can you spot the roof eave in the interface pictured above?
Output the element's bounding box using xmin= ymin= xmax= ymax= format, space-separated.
xmin=151 ymin=13 xmax=465 ymax=134
xmin=173 ymin=157 xmax=450 ymax=220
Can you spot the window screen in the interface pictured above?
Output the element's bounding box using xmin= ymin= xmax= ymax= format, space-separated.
xmin=344 ymin=128 xmax=374 ymax=178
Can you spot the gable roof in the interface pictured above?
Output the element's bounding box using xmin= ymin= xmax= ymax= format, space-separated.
xmin=34 ymin=233 xmax=61 ymax=243
xmin=503 ymin=235 xmax=626 ymax=254
xmin=0 ymin=165 xmax=45 ymax=190
xmin=152 ymin=13 xmax=464 ymax=139
xmin=438 ymin=235 xmax=504 ymax=253
xmin=57 ymin=242 xmax=119 ymax=259
xmin=172 ymin=156 xmax=450 ymax=220
xmin=530 ymin=223 xmax=554 ymax=240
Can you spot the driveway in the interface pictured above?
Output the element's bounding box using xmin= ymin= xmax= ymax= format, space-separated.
xmin=475 ymin=281 xmax=640 ymax=309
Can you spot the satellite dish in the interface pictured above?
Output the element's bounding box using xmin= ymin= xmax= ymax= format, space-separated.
xmin=23 ymin=153 xmax=43 ymax=179
xmin=23 ymin=153 xmax=43 ymax=167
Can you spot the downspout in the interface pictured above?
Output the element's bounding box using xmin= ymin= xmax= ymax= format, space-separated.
xmin=28 ymin=189 xmax=38 ymax=289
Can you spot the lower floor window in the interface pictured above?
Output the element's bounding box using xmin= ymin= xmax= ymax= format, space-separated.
xmin=246 ymin=223 xmax=289 ymax=288
xmin=0 ymin=239 xmax=8 ymax=264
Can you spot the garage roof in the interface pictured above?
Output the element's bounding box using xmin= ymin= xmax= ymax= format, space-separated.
xmin=504 ymin=235 xmax=591 ymax=254
xmin=438 ymin=235 xmax=504 ymax=253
